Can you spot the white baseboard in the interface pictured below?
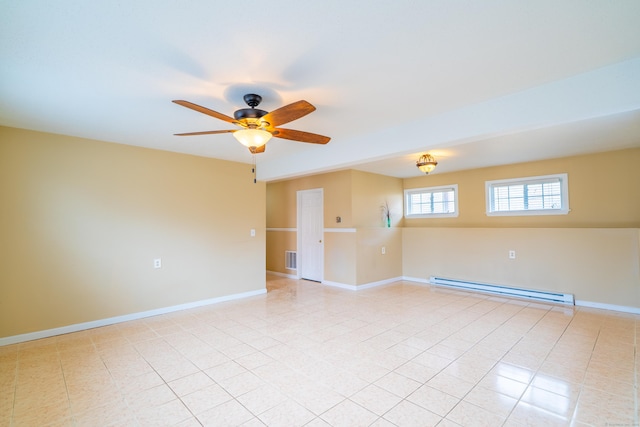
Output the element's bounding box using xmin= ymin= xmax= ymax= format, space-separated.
xmin=322 ymin=280 xmax=358 ymax=290
xmin=402 ymin=276 xmax=430 ymax=284
xmin=575 ymin=300 xmax=640 ymax=315
xmin=322 ymin=277 xmax=403 ymax=291
xmin=266 ymin=270 xmax=299 ymax=279
xmin=0 ymin=288 xmax=267 ymax=347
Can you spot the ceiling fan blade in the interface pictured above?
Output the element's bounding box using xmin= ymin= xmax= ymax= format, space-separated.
xmin=172 ymin=100 xmax=238 ymax=124
xmin=174 ymin=130 xmax=235 ymax=136
xmin=249 ymin=145 xmax=266 ymax=154
xmin=272 ymin=128 xmax=330 ymax=144
xmin=261 ymin=100 xmax=315 ymax=127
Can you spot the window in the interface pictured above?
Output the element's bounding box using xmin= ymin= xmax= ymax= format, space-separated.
xmin=486 ymin=173 xmax=569 ymax=216
xmin=405 ymin=184 xmax=458 ymax=218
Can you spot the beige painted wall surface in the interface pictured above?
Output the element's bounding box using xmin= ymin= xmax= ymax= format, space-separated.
xmin=267 ymin=171 xmax=405 ymax=286
xmin=356 ymin=228 xmax=402 ymax=285
xmin=403 ymin=148 xmax=640 ymax=228
xmin=266 ymin=170 xmax=353 ymax=228
xmin=324 ymin=232 xmax=357 ymax=285
xmin=402 ymin=227 xmax=640 ymax=307
xmin=265 ymin=230 xmax=296 ymax=275
xmin=351 ymin=171 xmax=404 ymax=228
xmin=0 ymin=127 xmax=266 ymax=338
xmin=266 ymin=170 xmax=354 ymax=281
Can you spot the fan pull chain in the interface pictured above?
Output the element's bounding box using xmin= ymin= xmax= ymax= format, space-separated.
xmin=252 ymin=154 xmax=257 ymax=184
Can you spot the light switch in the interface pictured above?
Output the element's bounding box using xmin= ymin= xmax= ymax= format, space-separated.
xmin=250 ymin=229 xmax=256 ymax=237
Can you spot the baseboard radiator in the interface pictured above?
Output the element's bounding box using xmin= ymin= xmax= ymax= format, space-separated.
xmin=285 ymin=251 xmax=297 ymax=270
xmin=429 ymin=276 xmax=575 ymax=305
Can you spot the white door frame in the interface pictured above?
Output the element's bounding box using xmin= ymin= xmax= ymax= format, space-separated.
xmin=297 ymin=188 xmax=324 ymax=282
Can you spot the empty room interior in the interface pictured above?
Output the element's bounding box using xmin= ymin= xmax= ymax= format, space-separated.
xmin=1 ymin=2 xmax=640 ymax=426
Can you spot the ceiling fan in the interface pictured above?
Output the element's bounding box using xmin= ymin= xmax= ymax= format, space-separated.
xmin=172 ymin=94 xmax=330 ymax=154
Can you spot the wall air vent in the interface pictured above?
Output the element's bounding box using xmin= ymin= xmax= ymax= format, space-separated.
xmin=285 ymin=251 xmax=297 ymax=270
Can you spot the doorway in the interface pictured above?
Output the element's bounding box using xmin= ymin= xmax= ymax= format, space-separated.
xmin=297 ymin=189 xmax=324 ymax=282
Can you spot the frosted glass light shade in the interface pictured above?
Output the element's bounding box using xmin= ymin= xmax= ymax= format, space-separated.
xmin=416 ymin=153 xmax=438 ymax=174
xmin=233 ymin=129 xmax=272 ymax=148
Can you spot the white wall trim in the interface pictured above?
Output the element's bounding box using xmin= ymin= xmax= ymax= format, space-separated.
xmin=266 ymin=228 xmax=297 ymax=232
xmin=0 ymin=288 xmax=267 ymax=347
xmin=402 ymin=276 xmax=430 ymax=284
xmin=266 ymin=270 xmax=299 ymax=279
xmin=575 ymin=300 xmax=640 ymax=315
xmin=324 ymin=228 xmax=357 ymax=233
xmin=322 ymin=277 xmax=403 ymax=291
xmin=322 ymin=280 xmax=358 ymax=290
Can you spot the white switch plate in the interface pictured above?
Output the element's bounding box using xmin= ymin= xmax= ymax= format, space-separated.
xmin=250 ymin=229 xmax=256 ymax=237
xmin=381 ymin=246 xmax=386 ymax=255
xmin=153 ymin=258 xmax=162 ymax=268
xmin=509 ymin=250 xmax=516 ymax=259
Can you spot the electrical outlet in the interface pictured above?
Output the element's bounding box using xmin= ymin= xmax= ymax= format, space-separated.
xmin=509 ymin=250 xmax=516 ymax=259
xmin=153 ymin=258 xmax=162 ymax=268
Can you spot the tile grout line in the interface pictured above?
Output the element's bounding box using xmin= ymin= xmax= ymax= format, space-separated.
xmin=370 ymin=293 xmax=533 ymax=425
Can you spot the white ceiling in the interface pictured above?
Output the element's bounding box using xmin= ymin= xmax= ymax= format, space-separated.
xmin=2 ymin=1 xmax=640 ymax=181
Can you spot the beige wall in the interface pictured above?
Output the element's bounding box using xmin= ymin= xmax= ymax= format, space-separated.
xmin=267 ymin=148 xmax=639 ymax=306
xmin=351 ymin=170 xmax=404 ymax=228
xmin=266 ymin=170 xmax=354 ymax=277
xmin=356 ymin=228 xmax=403 ymax=285
xmin=266 ymin=170 xmax=353 ymax=228
xmin=402 ymin=228 xmax=640 ymax=307
xmin=0 ymin=126 xmax=266 ymax=338
xmin=351 ymin=171 xmax=404 ymax=285
xmin=266 ymin=170 xmax=404 ymax=286
xmin=325 ymin=232 xmax=357 ymax=285
xmin=404 ymin=148 xmax=640 ymax=228
xmin=265 ymin=230 xmax=296 ymax=274
xmin=402 ymin=148 xmax=640 ymax=308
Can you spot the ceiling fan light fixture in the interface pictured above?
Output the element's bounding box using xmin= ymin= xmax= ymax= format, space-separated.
xmin=416 ymin=153 xmax=438 ymax=174
xmin=233 ymin=128 xmax=272 ymax=148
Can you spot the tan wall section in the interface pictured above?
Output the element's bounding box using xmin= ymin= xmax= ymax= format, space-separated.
xmin=266 ymin=170 xmax=355 ymax=281
xmin=351 ymin=171 xmax=404 ymax=227
xmin=267 ymin=170 xmax=353 ymax=228
xmin=403 ymin=148 xmax=640 ymax=228
xmin=324 ymin=232 xmax=357 ymax=285
xmin=356 ymin=228 xmax=402 ymax=285
xmin=265 ymin=230 xmax=296 ymax=275
xmin=0 ymin=127 xmax=266 ymax=338
xmin=267 ymin=170 xmax=405 ymax=286
xmin=351 ymin=171 xmax=404 ymax=285
xmin=402 ymin=227 xmax=640 ymax=307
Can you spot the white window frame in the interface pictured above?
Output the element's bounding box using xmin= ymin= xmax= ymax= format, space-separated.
xmin=485 ymin=173 xmax=569 ymax=216
xmin=404 ymin=184 xmax=459 ymax=218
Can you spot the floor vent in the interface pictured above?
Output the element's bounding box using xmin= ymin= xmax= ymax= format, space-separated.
xmin=429 ymin=276 xmax=574 ymax=305
xmin=285 ymin=251 xmax=297 ymax=270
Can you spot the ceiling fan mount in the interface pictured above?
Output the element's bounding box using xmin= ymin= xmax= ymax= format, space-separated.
xmin=172 ymin=93 xmax=330 ymax=153
xmin=233 ymin=94 xmax=268 ymax=121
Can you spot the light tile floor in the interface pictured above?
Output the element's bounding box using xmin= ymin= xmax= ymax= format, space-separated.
xmin=1 ymin=275 xmax=638 ymax=426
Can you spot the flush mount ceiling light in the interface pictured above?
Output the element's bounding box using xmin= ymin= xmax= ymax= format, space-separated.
xmin=416 ymin=153 xmax=438 ymax=174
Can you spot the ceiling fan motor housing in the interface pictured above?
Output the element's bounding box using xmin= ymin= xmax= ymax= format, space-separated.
xmin=234 ymin=108 xmax=268 ymax=121
xmin=234 ymin=94 xmax=268 ymax=121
